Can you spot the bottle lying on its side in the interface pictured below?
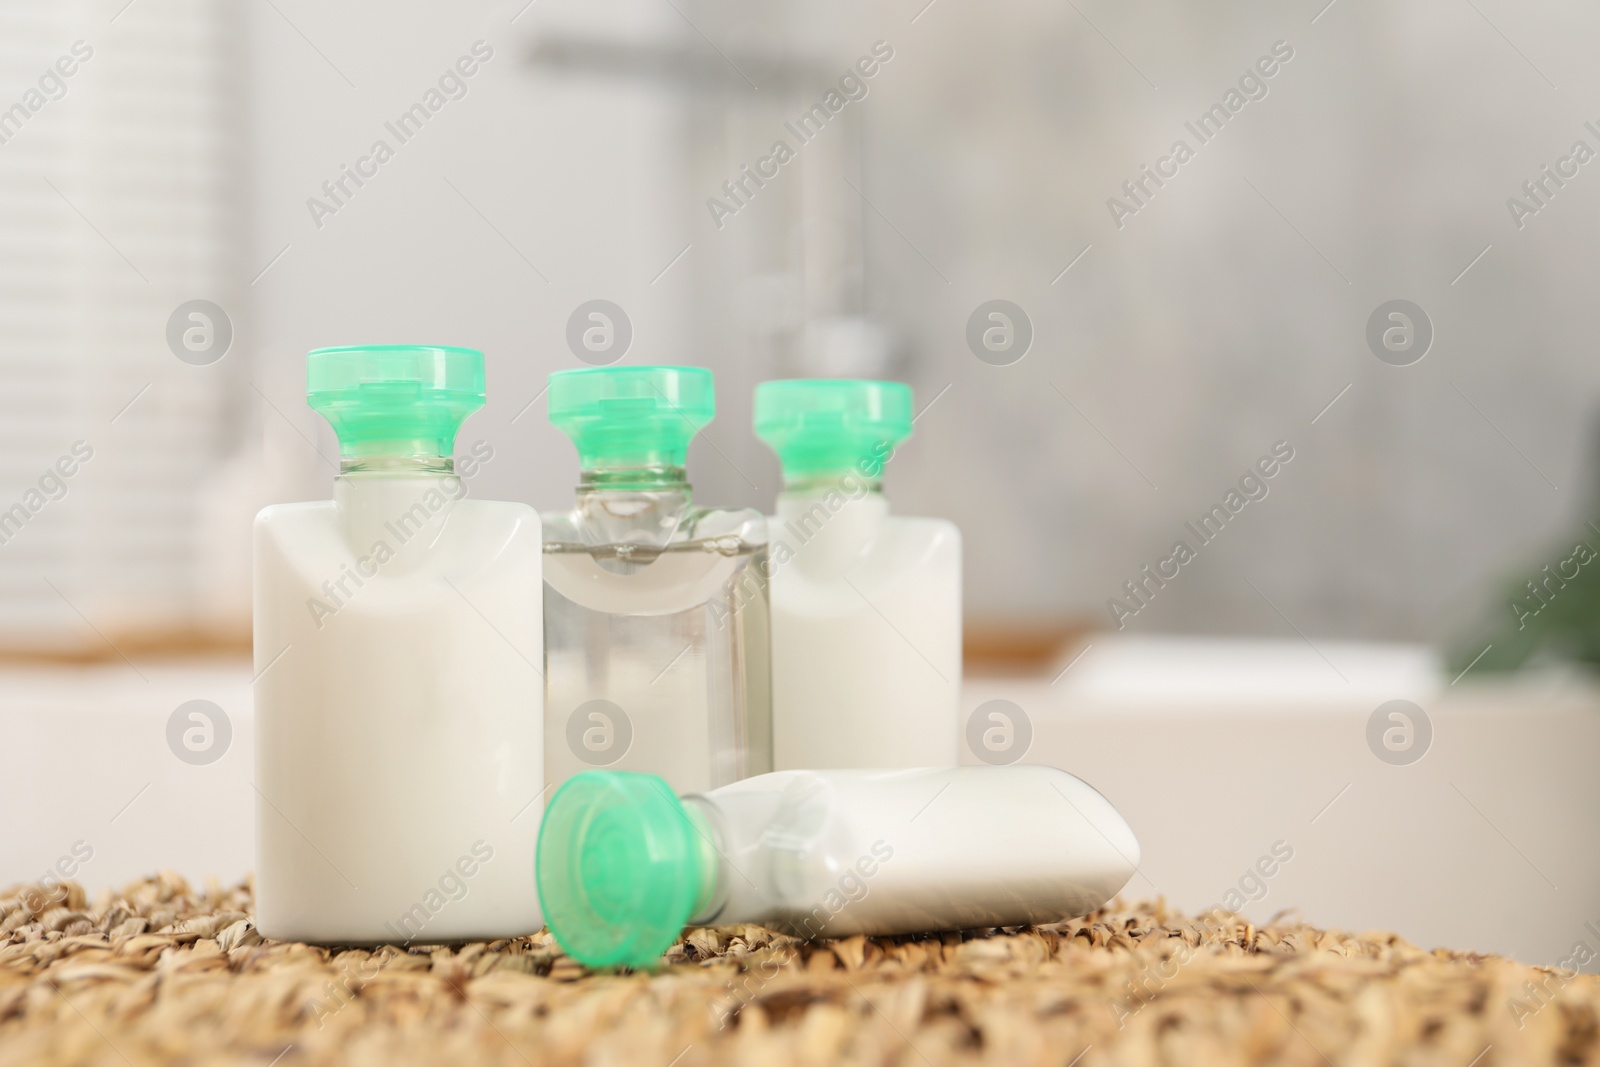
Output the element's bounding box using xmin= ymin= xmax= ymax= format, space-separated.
xmin=536 ymin=764 xmax=1140 ymax=968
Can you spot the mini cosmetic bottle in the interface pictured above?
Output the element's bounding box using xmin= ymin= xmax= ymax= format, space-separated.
xmin=541 ymin=365 xmax=772 ymax=795
xmin=537 ymin=765 xmax=1139 ymax=968
xmin=755 ymin=380 xmax=961 ymax=769
xmin=254 ymin=345 xmax=544 ymax=943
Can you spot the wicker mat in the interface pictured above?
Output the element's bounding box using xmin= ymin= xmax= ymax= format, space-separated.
xmin=2 ymin=873 xmax=1595 ymax=1066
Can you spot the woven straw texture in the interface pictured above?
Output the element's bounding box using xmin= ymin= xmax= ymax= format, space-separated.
xmin=2 ymin=873 xmax=1595 ymax=1066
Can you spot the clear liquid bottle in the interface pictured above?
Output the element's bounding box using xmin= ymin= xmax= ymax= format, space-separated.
xmin=253 ymin=345 xmax=545 ymax=944
xmin=536 ymin=766 xmax=1139 ymax=968
xmin=755 ymin=380 xmax=961 ymax=769
xmin=541 ymin=366 xmax=772 ymax=796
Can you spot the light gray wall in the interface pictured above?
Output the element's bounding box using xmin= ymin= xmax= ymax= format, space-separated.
xmin=247 ymin=0 xmax=1600 ymax=644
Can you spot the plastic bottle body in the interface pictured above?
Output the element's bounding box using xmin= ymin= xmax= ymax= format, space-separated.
xmin=769 ymin=489 xmax=961 ymax=769
xmin=253 ymin=471 xmax=545 ymax=943
xmin=542 ymin=489 xmax=773 ymax=795
xmin=686 ymin=766 xmax=1137 ymax=937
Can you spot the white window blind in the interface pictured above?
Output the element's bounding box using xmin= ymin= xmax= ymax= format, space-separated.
xmin=0 ymin=0 xmax=244 ymax=653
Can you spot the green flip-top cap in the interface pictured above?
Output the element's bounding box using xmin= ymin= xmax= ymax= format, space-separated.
xmin=536 ymin=770 xmax=712 ymax=970
xmin=753 ymin=378 xmax=913 ymax=480
xmin=548 ymin=366 xmax=714 ymax=471
xmin=307 ymin=345 xmax=484 ymax=458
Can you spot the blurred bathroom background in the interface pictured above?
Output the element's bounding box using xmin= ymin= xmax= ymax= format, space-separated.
xmin=5 ymin=0 xmax=1598 ymax=658
xmin=6 ymin=0 xmax=1600 ymax=964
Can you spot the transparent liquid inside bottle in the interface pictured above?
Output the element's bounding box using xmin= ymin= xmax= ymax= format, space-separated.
xmin=543 ymin=481 xmax=773 ymax=795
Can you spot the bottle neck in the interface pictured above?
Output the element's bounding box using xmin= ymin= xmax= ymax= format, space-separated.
xmin=338 ymin=453 xmax=455 ymax=477
xmin=781 ymin=471 xmax=885 ymax=498
xmin=333 ymin=455 xmax=465 ymax=569
xmin=776 ymin=475 xmax=890 ymax=576
xmin=682 ymin=797 xmax=729 ymax=926
xmin=577 ymin=465 xmax=690 ymax=495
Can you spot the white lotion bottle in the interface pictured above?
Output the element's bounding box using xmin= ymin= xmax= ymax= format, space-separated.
xmin=755 ymin=380 xmax=961 ymax=769
xmin=254 ymin=345 xmax=544 ymax=943
xmin=536 ymin=766 xmax=1139 ymax=968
